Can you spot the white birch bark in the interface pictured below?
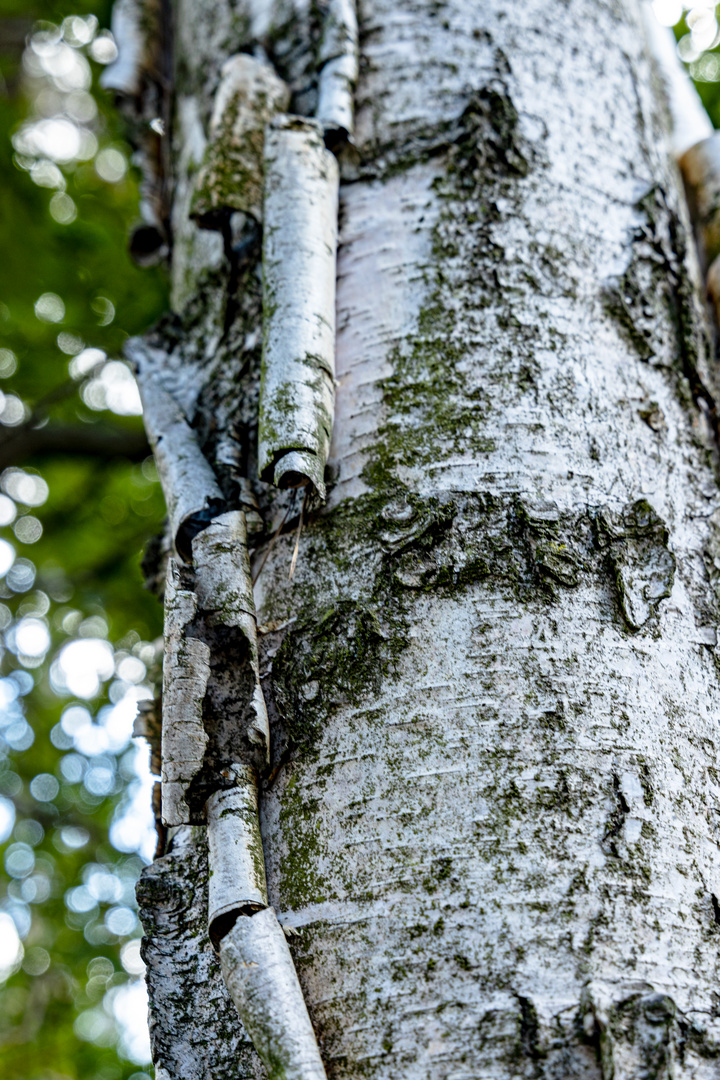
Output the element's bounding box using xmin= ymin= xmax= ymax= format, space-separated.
xmin=259 ymin=117 xmax=339 ymax=498
xmin=219 ymin=908 xmax=328 ymax=1080
xmin=133 ymin=0 xmax=720 ymax=1077
xmin=132 ymin=355 xmax=226 ymax=561
xmin=206 ymin=769 xmax=269 ymax=932
xmin=316 ymin=0 xmax=358 ymax=141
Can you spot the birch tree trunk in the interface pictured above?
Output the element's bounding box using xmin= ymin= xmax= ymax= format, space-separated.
xmin=125 ymin=0 xmax=720 ymax=1076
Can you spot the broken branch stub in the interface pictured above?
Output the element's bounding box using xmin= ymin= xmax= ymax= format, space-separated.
xmin=259 ymin=116 xmax=339 ymax=499
xmin=191 ymin=54 xmax=290 ymax=227
xmin=161 ymin=559 xmax=210 ymax=826
xmin=131 ymin=341 xmax=225 ymax=562
xmin=316 ymin=0 xmax=358 ymax=142
xmin=219 ymin=907 xmax=328 ymax=1080
xmin=206 ymin=766 xmax=268 ymax=944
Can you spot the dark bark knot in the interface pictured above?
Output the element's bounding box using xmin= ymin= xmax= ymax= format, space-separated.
xmin=593 ymin=499 xmax=675 ymax=632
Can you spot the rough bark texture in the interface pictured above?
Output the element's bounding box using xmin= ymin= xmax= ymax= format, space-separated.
xmin=133 ymin=0 xmax=720 ymax=1076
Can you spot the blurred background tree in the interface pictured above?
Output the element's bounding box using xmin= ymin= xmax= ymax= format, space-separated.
xmin=0 ymin=1 xmax=717 ymax=1079
xmin=0 ymin=2 xmax=166 ymax=1078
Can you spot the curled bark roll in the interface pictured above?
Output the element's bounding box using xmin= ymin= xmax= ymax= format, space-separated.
xmin=131 ymin=342 xmax=225 ymax=562
xmin=219 ymin=908 xmax=327 ymax=1080
xmin=259 ymin=117 xmax=340 ymax=499
xmin=206 ymin=766 xmax=268 ymax=944
xmin=191 ymin=54 xmax=290 ymax=227
xmin=679 ymin=132 xmax=720 ymax=272
xmin=316 ymin=0 xmax=358 ymax=143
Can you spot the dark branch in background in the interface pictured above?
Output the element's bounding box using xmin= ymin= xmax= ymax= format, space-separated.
xmin=0 ymin=17 xmax=34 ymax=95
xmin=0 ymin=422 xmax=150 ymax=469
xmin=0 ymin=362 xmax=149 ymax=469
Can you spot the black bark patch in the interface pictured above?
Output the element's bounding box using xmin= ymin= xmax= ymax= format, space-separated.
xmin=603 ymin=185 xmax=718 ymax=446
xmin=711 ymin=893 xmax=720 ymax=927
xmin=602 ymin=773 xmax=630 ymax=858
xmin=594 ymin=499 xmax=675 ymax=631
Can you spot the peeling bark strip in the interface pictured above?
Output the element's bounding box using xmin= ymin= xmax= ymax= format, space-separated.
xmin=130 ymin=340 xmax=225 ymax=562
xmin=219 ymin=908 xmax=327 ymax=1080
xmin=191 ymin=511 xmax=269 ymax=760
xmin=161 ymin=559 xmax=210 ymax=826
xmin=161 ymin=511 xmax=269 ymax=826
xmin=206 ymin=767 xmax=268 ymax=940
xmin=100 ymin=0 xmax=146 ymax=97
xmin=191 ymin=54 xmax=290 ymax=227
xmin=259 ymin=117 xmax=339 ymax=499
xmin=161 ymin=512 xmax=266 ymax=825
xmin=156 ymin=486 xmax=325 ymax=1074
xmin=316 ymin=0 xmax=358 ymax=142
xmin=205 ymin=770 xmax=327 ymax=1078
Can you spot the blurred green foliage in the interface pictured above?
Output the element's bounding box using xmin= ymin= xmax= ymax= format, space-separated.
xmin=669 ymin=1 xmax=720 ymax=123
xmin=0 ymin=2 xmax=167 ymax=1078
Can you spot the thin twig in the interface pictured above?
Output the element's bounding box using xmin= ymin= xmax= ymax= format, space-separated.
xmin=288 ymin=491 xmax=307 ymax=580
xmin=252 ymin=502 xmax=292 ymax=586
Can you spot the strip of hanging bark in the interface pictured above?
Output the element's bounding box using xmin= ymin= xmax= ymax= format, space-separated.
xmin=100 ymin=0 xmax=151 ymax=98
xmin=191 ymin=511 xmax=270 ymax=760
xmin=161 ymin=512 xmax=269 ymax=825
xmin=130 ymin=341 xmax=226 ymax=562
xmin=206 ymin=766 xmax=268 ymax=944
xmin=190 ymin=54 xmax=290 ymax=228
xmin=161 ymin=558 xmax=211 ymax=826
xmin=259 ymin=117 xmax=339 ymax=500
xmin=219 ymin=907 xmax=327 ymax=1080
xmin=102 ymin=0 xmax=169 ymax=262
xmin=316 ymin=0 xmax=358 ymax=143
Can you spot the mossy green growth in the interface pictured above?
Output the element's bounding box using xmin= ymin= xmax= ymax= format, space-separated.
xmin=272 ymin=599 xmax=409 ymax=749
xmin=277 ymin=782 xmax=328 ymax=908
xmin=191 ymin=107 xmax=266 ymax=223
xmin=190 ymin=60 xmax=289 ymax=225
